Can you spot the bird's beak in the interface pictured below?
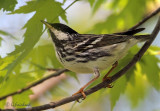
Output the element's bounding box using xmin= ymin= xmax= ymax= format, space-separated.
xmin=41 ymin=20 xmax=52 ymax=29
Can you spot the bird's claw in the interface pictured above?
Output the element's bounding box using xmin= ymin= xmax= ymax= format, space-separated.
xmin=72 ymin=88 xmax=86 ymax=102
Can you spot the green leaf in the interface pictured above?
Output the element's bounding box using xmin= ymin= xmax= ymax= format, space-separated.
xmin=0 ymin=0 xmax=17 ymax=11
xmin=0 ymin=56 xmax=16 ymax=76
xmin=140 ymin=54 xmax=160 ymax=90
xmin=27 ymin=44 xmax=62 ymax=69
xmin=126 ymin=63 xmax=148 ymax=107
xmin=21 ymin=44 xmax=62 ymax=79
xmin=110 ymin=76 xmax=127 ymax=110
xmin=12 ymin=90 xmax=32 ymax=108
xmin=0 ymin=99 xmax=6 ymax=109
xmin=4 ymin=0 xmax=67 ymax=79
xmin=0 ymin=73 xmax=34 ymax=97
xmin=4 ymin=50 xmax=31 ymax=80
xmin=0 ymin=72 xmax=34 ymax=108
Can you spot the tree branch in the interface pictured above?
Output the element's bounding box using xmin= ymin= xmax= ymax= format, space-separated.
xmin=1 ymin=7 xmax=160 ymax=111
xmin=0 ymin=69 xmax=68 ymax=101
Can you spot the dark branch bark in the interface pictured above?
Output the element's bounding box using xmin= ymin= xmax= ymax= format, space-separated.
xmin=0 ymin=7 xmax=160 ymax=111
xmin=0 ymin=69 xmax=68 ymax=101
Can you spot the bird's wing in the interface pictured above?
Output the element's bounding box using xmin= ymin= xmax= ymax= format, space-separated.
xmin=73 ymin=34 xmax=132 ymax=51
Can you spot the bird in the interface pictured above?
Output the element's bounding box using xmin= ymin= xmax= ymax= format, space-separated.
xmin=41 ymin=20 xmax=151 ymax=99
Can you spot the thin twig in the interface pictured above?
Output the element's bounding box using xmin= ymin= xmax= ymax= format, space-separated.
xmin=0 ymin=69 xmax=68 ymax=101
xmin=1 ymin=8 xmax=160 ymax=111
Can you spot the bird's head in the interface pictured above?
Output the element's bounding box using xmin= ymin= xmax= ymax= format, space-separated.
xmin=41 ymin=20 xmax=78 ymax=41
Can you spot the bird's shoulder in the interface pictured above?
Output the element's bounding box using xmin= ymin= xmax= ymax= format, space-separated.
xmin=75 ymin=34 xmax=131 ymax=45
xmin=68 ymin=34 xmax=132 ymax=51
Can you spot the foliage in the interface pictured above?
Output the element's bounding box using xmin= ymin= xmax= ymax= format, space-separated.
xmin=0 ymin=0 xmax=159 ymax=110
xmin=0 ymin=0 xmax=17 ymax=11
xmin=91 ymin=0 xmax=150 ymax=34
xmin=5 ymin=0 xmax=67 ymax=80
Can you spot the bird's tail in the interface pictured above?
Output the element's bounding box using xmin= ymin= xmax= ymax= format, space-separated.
xmin=115 ymin=28 xmax=151 ymax=41
xmin=134 ymin=34 xmax=151 ymax=41
xmin=114 ymin=28 xmax=145 ymax=35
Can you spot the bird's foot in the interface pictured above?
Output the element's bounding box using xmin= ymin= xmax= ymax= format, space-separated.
xmin=72 ymin=88 xmax=86 ymax=102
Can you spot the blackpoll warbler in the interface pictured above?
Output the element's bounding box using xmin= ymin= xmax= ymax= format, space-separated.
xmin=41 ymin=20 xmax=150 ymax=99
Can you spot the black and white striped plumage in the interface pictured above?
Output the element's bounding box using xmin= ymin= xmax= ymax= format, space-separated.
xmin=42 ymin=21 xmax=150 ymax=73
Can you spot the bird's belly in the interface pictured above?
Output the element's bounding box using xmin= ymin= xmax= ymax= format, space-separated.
xmin=61 ymin=56 xmax=117 ymax=74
